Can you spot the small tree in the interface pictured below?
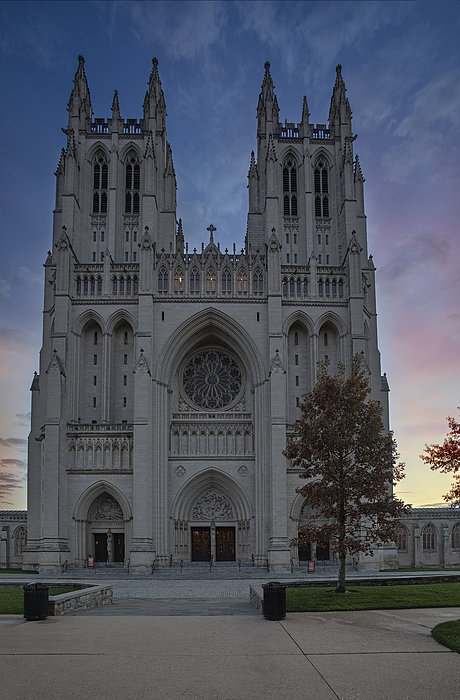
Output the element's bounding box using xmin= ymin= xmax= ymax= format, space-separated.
xmin=420 ymin=410 xmax=460 ymax=503
xmin=285 ymin=358 xmax=409 ymax=593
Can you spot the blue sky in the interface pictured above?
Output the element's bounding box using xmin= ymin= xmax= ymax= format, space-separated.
xmin=0 ymin=0 xmax=459 ymax=509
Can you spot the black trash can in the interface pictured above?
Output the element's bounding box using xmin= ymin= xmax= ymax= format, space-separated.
xmin=23 ymin=583 xmax=49 ymax=621
xmin=262 ymin=581 xmax=286 ymax=620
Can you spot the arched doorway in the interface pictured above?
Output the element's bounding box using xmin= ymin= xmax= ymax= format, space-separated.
xmin=172 ymin=469 xmax=252 ymax=563
xmin=89 ymin=494 xmax=125 ymax=563
xmin=73 ymin=482 xmax=132 ymax=566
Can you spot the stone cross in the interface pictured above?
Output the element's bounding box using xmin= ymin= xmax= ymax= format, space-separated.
xmin=207 ymin=224 xmax=216 ymax=242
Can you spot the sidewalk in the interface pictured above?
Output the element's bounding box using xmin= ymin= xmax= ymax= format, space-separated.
xmin=1 ymin=607 xmax=459 ymax=699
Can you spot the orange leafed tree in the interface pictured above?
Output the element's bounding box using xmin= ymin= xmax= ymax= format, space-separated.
xmin=285 ymin=357 xmax=410 ymax=593
xmin=420 ymin=411 xmax=460 ymax=503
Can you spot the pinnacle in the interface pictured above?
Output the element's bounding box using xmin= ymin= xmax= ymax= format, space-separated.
xmin=111 ymin=89 xmax=120 ymax=114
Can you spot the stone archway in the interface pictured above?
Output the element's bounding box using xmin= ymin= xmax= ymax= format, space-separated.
xmin=171 ymin=469 xmax=252 ymax=563
xmin=73 ymin=482 xmax=132 ymax=566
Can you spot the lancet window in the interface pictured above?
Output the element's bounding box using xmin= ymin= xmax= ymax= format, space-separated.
xmin=158 ymin=268 xmax=168 ymax=293
xmin=237 ymin=270 xmax=248 ymax=294
xmin=314 ymin=160 xmax=329 ymax=217
xmin=422 ymin=523 xmax=436 ymax=551
xmin=93 ymin=152 xmax=108 ymax=214
xmin=190 ymin=268 xmax=200 ymax=293
xmin=206 ymin=268 xmax=216 ymax=293
xmin=125 ymin=152 xmax=140 ymax=214
xmin=253 ymin=268 xmax=263 ymax=294
xmin=283 ymin=158 xmax=298 ymax=216
xmin=222 ymin=268 xmax=232 ymax=294
xmin=174 ymin=267 xmax=184 ymax=293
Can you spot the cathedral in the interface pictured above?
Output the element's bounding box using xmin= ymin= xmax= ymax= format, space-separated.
xmin=23 ymin=56 xmax=395 ymax=574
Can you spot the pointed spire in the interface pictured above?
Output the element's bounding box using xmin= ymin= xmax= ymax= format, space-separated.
xmin=302 ymin=95 xmax=310 ymax=122
xmin=67 ymin=55 xmax=92 ymax=127
xmin=354 ymin=154 xmax=364 ymax=182
xmin=176 ymin=218 xmax=184 ymax=253
xmin=329 ymin=63 xmax=352 ymax=133
xmin=54 ymin=148 xmax=65 ymax=176
xmin=165 ymin=143 xmax=175 ymax=177
xmin=111 ymin=89 xmax=120 ymax=118
xmin=266 ymin=133 xmax=277 ymax=162
xmin=144 ymin=130 xmax=154 ymax=159
xmin=261 ymin=60 xmax=274 ymax=102
xmin=144 ymin=57 xmax=166 ymax=126
xmin=248 ymin=150 xmax=258 ymax=177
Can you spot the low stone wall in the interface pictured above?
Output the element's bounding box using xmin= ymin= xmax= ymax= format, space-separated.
xmin=48 ymin=584 xmax=112 ymax=616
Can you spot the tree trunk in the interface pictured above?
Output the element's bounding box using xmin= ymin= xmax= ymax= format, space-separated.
xmin=336 ymin=550 xmax=346 ymax=593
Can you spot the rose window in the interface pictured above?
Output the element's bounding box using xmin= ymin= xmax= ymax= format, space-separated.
xmin=183 ymin=350 xmax=242 ymax=409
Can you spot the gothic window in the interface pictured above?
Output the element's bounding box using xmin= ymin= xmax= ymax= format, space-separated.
xmin=190 ymin=268 xmax=200 ymax=293
xmin=237 ymin=270 xmax=247 ymax=293
xmin=338 ymin=279 xmax=344 ymax=297
xmin=332 ymin=279 xmax=337 ymax=296
xmin=283 ymin=159 xmax=298 ymax=216
xmin=125 ymin=152 xmax=140 ymax=214
xmin=282 ymin=278 xmax=288 ymax=296
xmin=253 ymin=268 xmax=263 ymax=293
xmin=294 ymin=332 xmax=298 ymax=345
xmin=222 ymin=268 xmax=232 ymax=293
xmin=452 ymin=524 xmax=460 ymax=550
xmin=206 ymin=268 xmax=216 ymax=293
xmin=93 ymin=152 xmax=108 ymax=214
xmin=422 ymin=523 xmax=436 ymax=551
xmin=296 ymin=278 xmax=301 ymax=295
xmin=396 ymin=525 xmax=408 ymax=551
xmin=325 ymin=279 xmax=330 ymax=296
xmin=289 ymin=277 xmax=294 ymax=295
xmin=174 ymin=268 xmax=184 ymax=293
xmin=318 ymin=278 xmax=323 ymax=296
xmin=182 ymin=350 xmax=242 ymax=409
xmin=303 ymin=278 xmax=308 ymax=295
xmin=314 ymin=160 xmax=329 ymax=218
xmin=14 ymin=526 xmax=27 ymax=556
xmin=158 ymin=267 xmax=168 ymax=293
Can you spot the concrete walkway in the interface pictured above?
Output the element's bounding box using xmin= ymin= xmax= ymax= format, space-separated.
xmin=1 ymin=607 xmax=459 ymax=699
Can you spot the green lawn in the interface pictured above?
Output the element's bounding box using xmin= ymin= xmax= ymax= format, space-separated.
xmin=432 ymin=619 xmax=460 ymax=654
xmin=0 ymin=568 xmax=38 ymax=574
xmin=0 ymin=587 xmax=77 ymax=615
xmin=286 ymin=583 xmax=460 ymax=613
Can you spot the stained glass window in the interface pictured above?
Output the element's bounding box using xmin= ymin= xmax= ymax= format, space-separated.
xmin=183 ymin=350 xmax=242 ymax=409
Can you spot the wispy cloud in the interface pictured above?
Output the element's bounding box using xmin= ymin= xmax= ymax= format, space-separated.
xmin=0 ymin=2 xmax=65 ymax=69
xmin=0 ymin=437 xmax=27 ymax=448
xmin=127 ymin=1 xmax=227 ymax=61
xmin=0 ymin=279 xmax=10 ymax=301
xmin=381 ymin=70 xmax=460 ymax=184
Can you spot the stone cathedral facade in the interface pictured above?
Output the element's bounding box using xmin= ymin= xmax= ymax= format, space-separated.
xmin=25 ymin=57 xmax=395 ymax=574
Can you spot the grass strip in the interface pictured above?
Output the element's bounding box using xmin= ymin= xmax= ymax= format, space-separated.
xmin=0 ymin=587 xmax=78 ymax=615
xmin=286 ymin=582 xmax=460 ymax=613
xmin=432 ymin=619 xmax=460 ymax=654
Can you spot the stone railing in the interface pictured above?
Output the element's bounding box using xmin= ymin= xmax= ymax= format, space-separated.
xmin=67 ymin=424 xmax=133 ymax=472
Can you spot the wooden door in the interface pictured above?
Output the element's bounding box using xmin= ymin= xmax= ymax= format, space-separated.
xmin=215 ymin=527 xmax=235 ymax=561
xmin=191 ymin=527 xmax=211 ymax=561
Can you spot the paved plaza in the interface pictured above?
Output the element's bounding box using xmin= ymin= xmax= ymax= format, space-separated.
xmin=1 ymin=572 xmax=459 ymax=698
xmin=1 ymin=606 xmax=459 ymax=699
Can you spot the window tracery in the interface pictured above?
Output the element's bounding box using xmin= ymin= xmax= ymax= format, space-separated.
xmin=125 ymin=152 xmax=140 ymax=214
xmin=182 ymin=350 xmax=242 ymax=409
xmin=283 ymin=158 xmax=298 ymax=216
xmin=93 ymin=152 xmax=108 ymax=214
xmin=314 ymin=159 xmax=329 ymax=217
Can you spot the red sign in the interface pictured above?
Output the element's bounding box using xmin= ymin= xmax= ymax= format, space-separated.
xmin=88 ymin=556 xmax=94 ymax=568
xmin=307 ymin=560 xmax=315 ymax=573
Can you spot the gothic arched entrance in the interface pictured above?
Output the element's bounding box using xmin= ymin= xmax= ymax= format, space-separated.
xmin=73 ymin=482 xmax=132 ymax=566
xmin=171 ymin=469 xmax=252 ymax=563
xmin=89 ymin=494 xmax=125 ymax=563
